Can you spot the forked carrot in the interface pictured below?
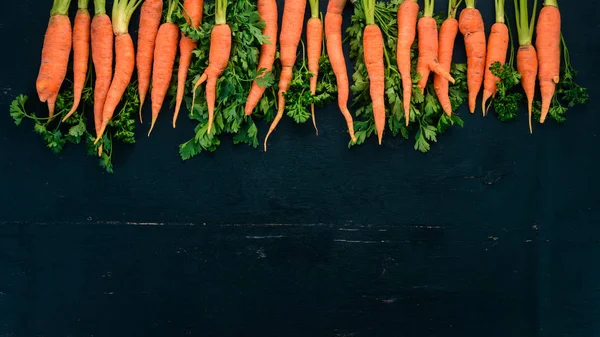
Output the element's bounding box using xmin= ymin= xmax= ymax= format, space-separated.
xmin=536 ymin=0 xmax=560 ymax=123
xmin=136 ymin=0 xmax=163 ymax=122
xmin=514 ymin=0 xmax=538 ymax=133
xmin=459 ymin=0 xmax=486 ymax=113
xmin=307 ymin=0 xmax=323 ymax=134
xmin=434 ymin=0 xmax=462 ymax=116
xmin=481 ymin=0 xmax=509 ymax=115
xmin=363 ymin=0 xmax=385 ymax=144
xmin=396 ymin=0 xmax=418 ymax=126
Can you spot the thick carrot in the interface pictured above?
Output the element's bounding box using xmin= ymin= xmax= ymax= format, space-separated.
xmin=433 ymin=0 xmax=462 ymax=117
xmin=36 ymin=0 xmax=73 ymax=117
xmin=363 ymin=0 xmax=385 ymax=144
xmin=536 ymin=0 xmax=560 ymax=123
xmin=307 ymin=0 xmax=322 ymax=134
xmin=459 ymin=0 xmax=486 ymax=113
xmin=396 ymin=0 xmax=418 ymax=126
xmin=148 ymin=0 xmax=180 ymax=136
xmin=244 ymin=0 xmax=278 ymax=116
xmin=90 ymin=0 xmax=113 ymax=140
xmin=136 ymin=0 xmax=163 ymax=122
xmin=481 ymin=0 xmax=509 ymax=115
xmin=416 ymin=0 xmax=455 ymax=95
xmin=63 ymin=0 xmax=91 ymax=122
xmin=324 ymin=0 xmax=356 ymax=141
xmin=263 ymin=0 xmax=307 ymax=151
xmin=191 ymin=0 xmax=232 ymax=136
xmin=514 ymin=0 xmax=538 ymax=133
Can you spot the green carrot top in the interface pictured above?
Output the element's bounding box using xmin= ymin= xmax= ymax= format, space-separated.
xmin=448 ymin=0 xmax=463 ymax=19
xmin=94 ymin=0 xmax=106 ymax=15
xmin=309 ymin=0 xmax=319 ymax=18
xmin=215 ymin=0 xmax=228 ymax=25
xmin=362 ymin=0 xmax=375 ymax=25
xmin=495 ymin=0 xmax=505 ymax=23
xmin=514 ymin=0 xmax=538 ymax=46
xmin=112 ymin=0 xmax=143 ymax=34
xmin=78 ymin=0 xmax=89 ymax=10
xmin=545 ymin=0 xmax=558 ymax=7
xmin=423 ymin=0 xmax=434 ymax=17
xmin=51 ymin=0 xmax=72 ymax=16
xmin=465 ymin=0 xmax=476 ymax=8
xmin=165 ymin=0 xmax=179 ymax=23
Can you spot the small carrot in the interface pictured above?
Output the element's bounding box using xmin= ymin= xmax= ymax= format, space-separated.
xmin=63 ymin=0 xmax=91 ymax=122
xmin=481 ymin=0 xmax=509 ymax=115
xmin=536 ymin=0 xmax=560 ymax=123
xmin=307 ymin=0 xmax=323 ymax=134
xmin=396 ymin=0 xmax=418 ymax=126
xmin=416 ymin=0 xmax=455 ymax=95
xmin=90 ymin=0 xmax=113 ymax=141
xmin=433 ymin=0 xmax=462 ymax=117
xmin=362 ymin=0 xmax=385 ymax=144
xmin=148 ymin=0 xmax=180 ymax=136
xmin=190 ymin=0 xmax=232 ymax=136
xmin=173 ymin=0 xmax=204 ymax=128
xmin=459 ymin=0 xmax=486 ymax=113
xmin=244 ymin=0 xmax=278 ymax=116
xmin=136 ymin=0 xmax=163 ymax=122
xmin=514 ymin=0 xmax=538 ymax=133
xmin=324 ymin=0 xmax=356 ymax=141
xmin=263 ymin=0 xmax=307 ymax=151
xmin=95 ymin=0 xmax=143 ymax=143
xmin=36 ymin=0 xmax=73 ymax=117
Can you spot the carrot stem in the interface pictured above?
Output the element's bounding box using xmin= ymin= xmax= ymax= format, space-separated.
xmin=423 ymin=0 xmax=434 ymax=18
xmin=309 ymin=0 xmax=319 ymax=18
xmin=465 ymin=0 xmax=476 ymax=8
xmin=494 ymin=0 xmax=505 ymax=23
xmin=94 ymin=0 xmax=106 ymax=15
xmin=514 ymin=0 xmax=537 ymax=45
xmin=165 ymin=0 xmax=179 ymax=23
xmin=215 ymin=0 xmax=228 ymax=24
xmin=545 ymin=0 xmax=558 ymax=7
xmin=362 ymin=0 xmax=375 ymax=25
xmin=112 ymin=0 xmax=143 ymax=34
xmin=507 ymin=13 xmax=515 ymax=66
xmin=448 ymin=0 xmax=463 ymax=19
xmin=78 ymin=0 xmax=89 ymax=8
xmin=51 ymin=0 xmax=72 ymax=16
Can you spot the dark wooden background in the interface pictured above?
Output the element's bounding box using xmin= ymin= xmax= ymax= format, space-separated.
xmin=1 ymin=0 xmax=599 ymax=336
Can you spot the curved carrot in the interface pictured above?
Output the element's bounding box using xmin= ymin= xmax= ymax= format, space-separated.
xmin=363 ymin=0 xmax=385 ymax=144
xmin=307 ymin=0 xmax=322 ymax=134
xmin=536 ymin=0 xmax=560 ymax=123
xmin=136 ymin=0 xmax=163 ymax=122
xmin=396 ymin=0 xmax=418 ymax=126
xmin=459 ymin=0 xmax=486 ymax=113
xmin=434 ymin=0 xmax=461 ymax=117
xmin=90 ymin=0 xmax=113 ymax=139
xmin=514 ymin=0 xmax=538 ymax=133
xmin=481 ymin=0 xmax=509 ymax=115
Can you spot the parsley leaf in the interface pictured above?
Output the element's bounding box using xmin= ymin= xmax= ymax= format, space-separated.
xmin=489 ymin=61 xmax=522 ymax=122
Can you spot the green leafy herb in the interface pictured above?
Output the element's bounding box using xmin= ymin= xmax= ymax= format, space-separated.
xmin=489 ymin=61 xmax=523 ymax=122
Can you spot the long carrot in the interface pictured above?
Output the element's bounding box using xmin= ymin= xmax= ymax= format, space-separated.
xmin=481 ymin=0 xmax=509 ymax=115
xmin=244 ymin=0 xmax=278 ymax=116
xmin=263 ymin=0 xmax=307 ymax=151
xmin=95 ymin=0 xmax=143 ymax=143
xmin=396 ymin=0 xmax=418 ymax=126
xmin=136 ymin=0 xmax=163 ymax=122
xmin=536 ymin=0 xmax=560 ymax=123
xmin=90 ymin=0 xmax=113 ymax=141
xmin=514 ymin=0 xmax=538 ymax=133
xmin=324 ymin=0 xmax=356 ymax=141
xmin=63 ymin=0 xmax=91 ymax=122
xmin=148 ymin=0 xmax=180 ymax=136
xmin=416 ymin=0 xmax=455 ymax=95
xmin=307 ymin=0 xmax=322 ymax=134
xmin=459 ymin=0 xmax=486 ymax=113
xmin=434 ymin=0 xmax=462 ymax=117
xmin=190 ymin=0 xmax=232 ymax=136
xmin=173 ymin=0 xmax=204 ymax=128
xmin=36 ymin=0 xmax=73 ymax=117
xmin=362 ymin=0 xmax=385 ymax=144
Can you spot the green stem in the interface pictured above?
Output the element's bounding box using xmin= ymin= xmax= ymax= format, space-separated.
xmin=309 ymin=0 xmax=319 ymax=18
xmin=112 ymin=0 xmax=143 ymax=34
xmin=78 ymin=0 xmax=89 ymax=9
xmin=424 ymin=0 xmax=434 ymax=18
xmin=448 ymin=0 xmax=463 ymax=19
xmin=94 ymin=0 xmax=106 ymax=15
xmin=495 ymin=0 xmax=504 ymax=23
xmin=362 ymin=0 xmax=375 ymax=25
xmin=215 ymin=0 xmax=228 ymax=25
xmin=545 ymin=0 xmax=558 ymax=7
xmin=166 ymin=0 xmax=179 ymax=23
xmin=514 ymin=0 xmax=537 ymax=46
xmin=465 ymin=0 xmax=476 ymax=8
xmin=506 ymin=15 xmax=515 ymax=66
xmin=51 ymin=0 xmax=72 ymax=16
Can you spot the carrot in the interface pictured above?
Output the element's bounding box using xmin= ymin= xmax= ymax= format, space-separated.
xmin=396 ymin=0 xmax=418 ymax=126
xmin=36 ymin=0 xmax=73 ymax=117
xmin=90 ymin=0 xmax=113 ymax=141
xmin=416 ymin=0 xmax=455 ymax=95
xmin=136 ymin=0 xmax=163 ymax=123
xmin=244 ymin=0 xmax=278 ymax=116
xmin=459 ymin=0 xmax=486 ymax=113
xmin=536 ymin=0 xmax=560 ymax=123
xmin=263 ymin=0 xmax=306 ymax=151
xmin=362 ymin=0 xmax=385 ymax=144
xmin=514 ymin=0 xmax=538 ymax=133
xmin=433 ymin=0 xmax=462 ymax=117
xmin=148 ymin=0 xmax=180 ymax=136
xmin=190 ymin=0 xmax=232 ymax=136
xmin=95 ymin=0 xmax=143 ymax=143
xmin=324 ymin=0 xmax=356 ymax=141
xmin=481 ymin=0 xmax=509 ymax=115
xmin=63 ymin=0 xmax=91 ymax=122
xmin=307 ymin=0 xmax=322 ymax=134
xmin=173 ymin=0 xmax=204 ymax=128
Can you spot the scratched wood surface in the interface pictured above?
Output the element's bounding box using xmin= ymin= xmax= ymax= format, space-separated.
xmin=1 ymin=0 xmax=600 ymax=336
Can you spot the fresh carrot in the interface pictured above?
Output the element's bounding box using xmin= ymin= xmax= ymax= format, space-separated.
xmin=459 ymin=0 xmax=486 ymax=113
xmin=244 ymin=0 xmax=278 ymax=116
xmin=433 ymin=0 xmax=462 ymax=116
xmin=536 ymin=0 xmax=560 ymax=123
xmin=481 ymin=0 xmax=509 ymax=115
xmin=416 ymin=0 xmax=455 ymax=95
xmin=324 ymin=0 xmax=356 ymax=141
xmin=190 ymin=0 xmax=232 ymax=136
xmin=396 ymin=0 xmax=418 ymax=126
xmin=362 ymin=0 xmax=385 ymax=144
xmin=307 ymin=0 xmax=322 ymax=134
xmin=148 ymin=0 xmax=180 ymax=136
xmin=95 ymin=0 xmax=143 ymax=143
xmin=90 ymin=0 xmax=113 ymax=141
xmin=63 ymin=0 xmax=91 ymax=122
xmin=36 ymin=0 xmax=73 ymax=117
xmin=263 ymin=0 xmax=306 ymax=151
xmin=136 ymin=0 xmax=163 ymax=122
xmin=173 ymin=0 xmax=204 ymax=128
xmin=514 ymin=0 xmax=538 ymax=133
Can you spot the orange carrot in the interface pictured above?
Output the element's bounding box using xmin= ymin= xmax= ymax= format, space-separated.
xmin=136 ymin=0 xmax=163 ymax=122
xmin=36 ymin=0 xmax=73 ymax=117
xmin=363 ymin=0 xmax=385 ymax=144
xmin=148 ymin=0 xmax=180 ymax=135
xmin=90 ymin=0 xmax=113 ymax=141
xmin=307 ymin=0 xmax=322 ymax=134
xmin=536 ymin=0 xmax=560 ymax=123
xmin=190 ymin=0 xmax=232 ymax=136
xmin=324 ymin=0 xmax=356 ymax=141
xmin=481 ymin=0 xmax=509 ymax=115
xmin=514 ymin=0 xmax=538 ymax=133
xmin=459 ymin=0 xmax=486 ymax=113
xmin=416 ymin=0 xmax=455 ymax=95
xmin=63 ymin=0 xmax=91 ymax=122
xmin=396 ymin=0 xmax=418 ymax=126
xmin=263 ymin=0 xmax=307 ymax=151
xmin=433 ymin=0 xmax=462 ymax=117
xmin=173 ymin=0 xmax=204 ymax=127
xmin=244 ymin=0 xmax=278 ymax=116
